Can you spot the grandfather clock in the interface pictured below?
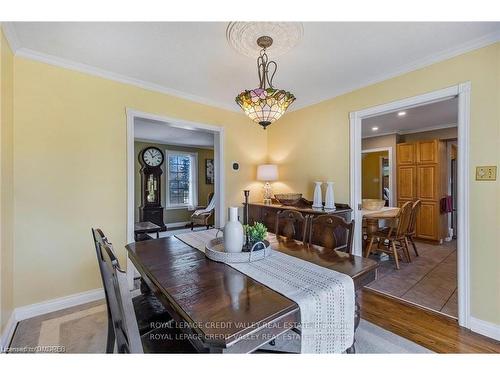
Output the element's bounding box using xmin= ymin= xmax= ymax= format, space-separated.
xmin=139 ymin=147 xmax=167 ymax=231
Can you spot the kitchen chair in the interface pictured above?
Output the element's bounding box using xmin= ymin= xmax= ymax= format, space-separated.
xmin=275 ymin=209 xmax=308 ymax=242
xmin=364 ymin=201 xmax=413 ymax=269
xmin=92 ymin=228 xmax=195 ymax=353
xmin=406 ymin=200 xmax=421 ymax=257
xmin=306 ymin=214 xmax=355 ymax=254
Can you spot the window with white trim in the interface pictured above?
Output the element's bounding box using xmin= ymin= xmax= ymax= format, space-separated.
xmin=166 ymin=150 xmax=198 ymax=209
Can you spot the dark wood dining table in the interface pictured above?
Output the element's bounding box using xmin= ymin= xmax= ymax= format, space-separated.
xmin=134 ymin=221 xmax=162 ymax=241
xmin=125 ymin=233 xmax=379 ymax=353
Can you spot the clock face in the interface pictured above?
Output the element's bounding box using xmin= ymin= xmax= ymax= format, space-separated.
xmin=142 ymin=147 xmax=164 ymax=167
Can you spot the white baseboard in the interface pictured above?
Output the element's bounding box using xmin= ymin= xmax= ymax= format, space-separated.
xmin=167 ymin=221 xmax=190 ymax=228
xmin=470 ymin=316 xmax=500 ymax=341
xmin=0 ymin=288 xmax=105 ymax=352
xmin=0 ymin=312 xmax=18 ymax=352
xmin=14 ymin=288 xmax=104 ymax=322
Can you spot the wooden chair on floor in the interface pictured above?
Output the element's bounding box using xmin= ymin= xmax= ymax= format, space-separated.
xmin=406 ymin=200 xmax=421 ymax=257
xmin=306 ymin=214 xmax=355 ymax=254
xmin=92 ymin=228 xmax=195 ymax=353
xmin=364 ymin=201 xmax=413 ymax=269
xmin=275 ymin=209 xmax=308 ymax=242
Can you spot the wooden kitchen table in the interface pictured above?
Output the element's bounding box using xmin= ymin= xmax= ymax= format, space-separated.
xmin=362 ymin=207 xmax=400 ymax=235
xmin=125 ymin=233 xmax=378 ymax=353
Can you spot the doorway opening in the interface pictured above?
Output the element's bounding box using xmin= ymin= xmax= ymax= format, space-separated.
xmin=350 ymin=83 xmax=471 ymax=328
xmin=361 ymin=147 xmax=393 ymax=207
xmin=362 ymin=98 xmax=459 ymax=317
xmin=126 ymin=109 xmax=225 ymax=288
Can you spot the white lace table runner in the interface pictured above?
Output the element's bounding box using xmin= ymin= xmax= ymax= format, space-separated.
xmin=175 ymin=230 xmax=355 ymax=353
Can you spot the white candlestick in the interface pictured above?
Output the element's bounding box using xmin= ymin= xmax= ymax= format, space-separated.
xmin=312 ymin=181 xmax=323 ymax=209
xmin=325 ymin=181 xmax=336 ymax=210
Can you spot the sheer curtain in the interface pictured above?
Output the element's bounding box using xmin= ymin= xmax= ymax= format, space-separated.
xmin=188 ymin=153 xmax=198 ymax=210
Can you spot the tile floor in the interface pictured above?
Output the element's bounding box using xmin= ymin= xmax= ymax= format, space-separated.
xmin=366 ymin=239 xmax=457 ymax=317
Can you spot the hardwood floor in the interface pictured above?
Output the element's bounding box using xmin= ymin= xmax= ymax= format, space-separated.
xmin=359 ymin=289 xmax=500 ymax=353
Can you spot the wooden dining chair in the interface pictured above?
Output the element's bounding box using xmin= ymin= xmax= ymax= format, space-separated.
xmin=275 ymin=209 xmax=308 ymax=242
xmin=92 ymin=229 xmax=172 ymax=339
xmin=406 ymin=200 xmax=421 ymax=257
xmin=92 ymin=228 xmax=196 ymax=353
xmin=306 ymin=214 xmax=355 ymax=254
xmin=364 ymin=201 xmax=413 ymax=269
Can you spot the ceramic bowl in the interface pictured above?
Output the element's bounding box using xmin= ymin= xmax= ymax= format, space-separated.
xmin=274 ymin=193 xmax=302 ymax=206
xmin=362 ymin=199 xmax=386 ymax=210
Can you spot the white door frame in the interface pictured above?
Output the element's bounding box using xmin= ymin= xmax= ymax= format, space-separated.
xmin=361 ymin=147 xmax=394 ymax=206
xmin=126 ymin=109 xmax=225 ymax=289
xmin=349 ymin=82 xmax=471 ymax=328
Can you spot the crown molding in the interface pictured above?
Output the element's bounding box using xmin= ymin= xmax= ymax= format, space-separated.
xmin=14 ymin=47 xmax=240 ymax=113
xmin=291 ymin=30 xmax=500 ymax=112
xmin=2 ymin=21 xmax=240 ymax=113
xmin=362 ymin=123 xmax=457 ymax=139
xmin=1 ymin=22 xmax=21 ymax=52
xmin=3 ymin=22 xmax=500 ymax=115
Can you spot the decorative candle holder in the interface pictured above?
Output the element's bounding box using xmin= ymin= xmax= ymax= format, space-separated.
xmin=312 ymin=181 xmax=323 ymax=209
xmin=325 ymin=182 xmax=336 ymax=210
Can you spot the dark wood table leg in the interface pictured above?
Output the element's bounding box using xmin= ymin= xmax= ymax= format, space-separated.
xmin=346 ymin=291 xmax=360 ymax=354
xmin=140 ymin=278 xmax=151 ymax=295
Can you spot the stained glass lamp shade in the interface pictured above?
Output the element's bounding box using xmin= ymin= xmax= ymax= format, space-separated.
xmin=236 ymin=88 xmax=295 ymax=129
xmin=235 ymin=36 xmax=296 ymax=129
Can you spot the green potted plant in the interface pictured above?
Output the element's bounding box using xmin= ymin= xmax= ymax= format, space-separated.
xmin=243 ymin=222 xmax=268 ymax=251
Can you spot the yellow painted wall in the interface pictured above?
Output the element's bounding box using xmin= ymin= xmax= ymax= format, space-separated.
xmin=4 ymin=33 xmax=500 ymax=330
xmin=134 ymin=141 xmax=214 ymax=225
xmin=0 ymin=29 xmax=14 ymax=335
xmin=12 ymin=57 xmax=265 ymax=308
xmin=268 ymin=43 xmax=500 ymax=324
xmin=362 ymin=151 xmax=388 ymax=199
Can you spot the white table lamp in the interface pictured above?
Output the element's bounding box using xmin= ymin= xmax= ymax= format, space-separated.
xmin=257 ymin=164 xmax=278 ymax=205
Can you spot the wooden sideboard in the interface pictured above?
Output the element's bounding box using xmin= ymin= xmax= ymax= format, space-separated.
xmin=248 ymin=198 xmax=353 ymax=247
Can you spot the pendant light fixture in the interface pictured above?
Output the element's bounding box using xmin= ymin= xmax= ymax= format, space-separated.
xmin=235 ymin=36 xmax=296 ymax=129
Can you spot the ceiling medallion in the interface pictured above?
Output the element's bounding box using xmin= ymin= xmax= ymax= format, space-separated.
xmin=234 ymin=34 xmax=297 ymax=129
xmin=226 ymin=22 xmax=303 ymax=58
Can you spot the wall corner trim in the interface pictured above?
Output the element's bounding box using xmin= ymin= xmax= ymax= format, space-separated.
xmin=469 ymin=317 xmax=500 ymax=341
xmin=1 ymin=22 xmax=21 ymax=52
xmin=0 ymin=313 xmax=18 ymax=352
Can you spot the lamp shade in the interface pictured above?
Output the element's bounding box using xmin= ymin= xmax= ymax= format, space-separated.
xmin=257 ymin=164 xmax=278 ymax=182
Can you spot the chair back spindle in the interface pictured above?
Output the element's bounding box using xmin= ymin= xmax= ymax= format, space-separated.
xmin=395 ymin=201 xmax=413 ymax=238
xmin=407 ymin=200 xmax=421 ymax=236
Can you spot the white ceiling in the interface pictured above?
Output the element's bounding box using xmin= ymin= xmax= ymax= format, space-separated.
xmin=134 ymin=118 xmax=214 ymax=148
xmin=362 ymin=97 xmax=458 ymax=138
xmin=6 ymin=22 xmax=500 ymax=112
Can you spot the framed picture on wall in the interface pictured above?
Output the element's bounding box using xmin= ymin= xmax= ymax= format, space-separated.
xmin=205 ymin=159 xmax=214 ymax=184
